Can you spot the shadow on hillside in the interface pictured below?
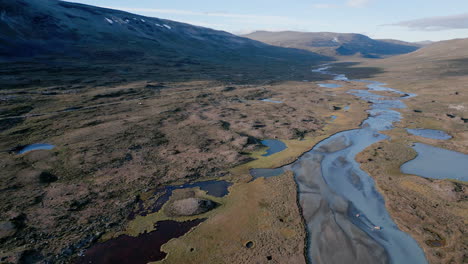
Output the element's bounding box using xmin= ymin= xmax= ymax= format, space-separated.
xmin=0 ymin=51 xmax=335 ymax=90
xmin=438 ymin=58 xmax=468 ymax=77
xmin=327 ymin=62 xmax=384 ymax=80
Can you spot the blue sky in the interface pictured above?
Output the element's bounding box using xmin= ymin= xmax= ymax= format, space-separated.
xmin=67 ymin=0 xmax=468 ymax=41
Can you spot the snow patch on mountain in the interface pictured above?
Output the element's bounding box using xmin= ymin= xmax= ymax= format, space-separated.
xmin=104 ymin=17 xmax=113 ymax=24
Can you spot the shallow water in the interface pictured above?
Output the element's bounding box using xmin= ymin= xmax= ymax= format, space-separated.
xmin=334 ymin=74 xmax=349 ymax=81
xmin=312 ymin=66 xmax=331 ymax=73
xmin=318 ymin=83 xmax=342 ymax=88
xmin=251 ymin=67 xmax=428 ymax=264
xmin=16 ymin=143 xmax=55 ymax=154
xmin=406 ymin=129 xmax=452 ymax=140
xmin=261 ymin=139 xmax=287 ymax=157
xmin=259 ymin=99 xmax=283 ymax=103
xmin=401 ymin=143 xmax=468 ymax=181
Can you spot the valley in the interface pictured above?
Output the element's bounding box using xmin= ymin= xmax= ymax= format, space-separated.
xmin=0 ymin=1 xmax=467 ymax=264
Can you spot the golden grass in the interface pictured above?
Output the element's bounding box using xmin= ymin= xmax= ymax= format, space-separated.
xmin=152 ymin=173 xmax=306 ymax=264
xmin=230 ymin=91 xmax=369 ymax=178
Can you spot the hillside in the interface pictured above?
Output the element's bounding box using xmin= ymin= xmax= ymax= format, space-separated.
xmin=243 ymin=31 xmax=420 ymax=58
xmin=384 ymin=38 xmax=468 ymax=61
xmin=0 ymin=0 xmax=330 ymax=86
xmin=363 ymin=38 xmax=468 ymax=78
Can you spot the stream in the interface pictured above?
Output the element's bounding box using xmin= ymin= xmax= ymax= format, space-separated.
xmin=252 ymin=65 xmax=429 ymax=264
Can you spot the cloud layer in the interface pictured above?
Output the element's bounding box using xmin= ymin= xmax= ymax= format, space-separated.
xmin=312 ymin=0 xmax=371 ymax=9
xmin=390 ymin=13 xmax=468 ymax=31
xmin=346 ymin=0 xmax=371 ymax=8
xmin=104 ymin=6 xmax=326 ymax=34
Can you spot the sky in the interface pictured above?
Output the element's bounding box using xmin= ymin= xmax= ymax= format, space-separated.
xmin=66 ymin=0 xmax=468 ymax=42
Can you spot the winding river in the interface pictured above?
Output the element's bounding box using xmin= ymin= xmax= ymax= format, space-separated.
xmin=252 ymin=65 xmax=428 ymax=264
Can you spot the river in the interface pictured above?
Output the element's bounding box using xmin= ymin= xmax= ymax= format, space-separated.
xmin=252 ymin=65 xmax=428 ymax=264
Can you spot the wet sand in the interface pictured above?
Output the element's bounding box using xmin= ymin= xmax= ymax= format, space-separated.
xmin=294 ymin=152 xmax=389 ymax=264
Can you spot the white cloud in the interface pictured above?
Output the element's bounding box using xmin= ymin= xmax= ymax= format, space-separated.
xmin=312 ymin=4 xmax=339 ymax=9
xmin=346 ymin=0 xmax=372 ymax=7
xmin=312 ymin=0 xmax=371 ymax=9
xmin=388 ymin=13 xmax=468 ymax=31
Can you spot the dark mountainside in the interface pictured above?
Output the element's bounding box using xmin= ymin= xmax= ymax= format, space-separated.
xmin=0 ymin=0 xmax=331 ymax=87
xmin=243 ymin=31 xmax=421 ymax=58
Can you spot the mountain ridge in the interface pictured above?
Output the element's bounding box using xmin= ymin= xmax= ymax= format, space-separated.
xmin=0 ymin=0 xmax=331 ymax=84
xmin=242 ymin=30 xmax=421 ymax=58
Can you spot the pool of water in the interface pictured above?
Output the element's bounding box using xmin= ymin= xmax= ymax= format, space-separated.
xmin=318 ymin=83 xmax=342 ymax=88
xmin=15 ymin=143 xmax=55 ymax=154
xmin=77 ymin=219 xmax=205 ymax=264
xmin=401 ymin=143 xmax=468 ymax=181
xmin=406 ymin=129 xmax=452 ymax=140
xmin=261 ymin=139 xmax=287 ymax=157
xmin=259 ymin=99 xmax=283 ymax=104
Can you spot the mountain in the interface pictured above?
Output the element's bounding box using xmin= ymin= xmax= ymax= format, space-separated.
xmin=242 ymin=31 xmax=420 ymax=58
xmin=0 ymin=0 xmax=330 ymax=84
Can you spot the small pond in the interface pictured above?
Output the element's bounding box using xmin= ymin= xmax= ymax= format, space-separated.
xmin=259 ymin=99 xmax=283 ymax=104
xmin=261 ymin=139 xmax=287 ymax=157
xmin=318 ymin=83 xmax=342 ymax=88
xmin=401 ymin=143 xmax=468 ymax=181
xmin=77 ymin=219 xmax=205 ymax=264
xmin=15 ymin=143 xmax=55 ymax=154
xmin=406 ymin=129 xmax=452 ymax=140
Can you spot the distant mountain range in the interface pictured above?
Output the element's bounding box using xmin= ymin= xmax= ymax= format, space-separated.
xmin=0 ymin=0 xmax=330 ymax=82
xmin=243 ymin=31 xmax=422 ymax=58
